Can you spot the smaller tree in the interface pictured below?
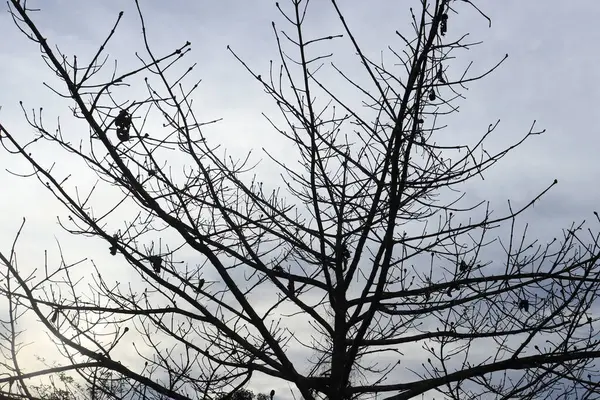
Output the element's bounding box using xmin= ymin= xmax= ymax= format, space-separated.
xmin=28 ymin=372 xmax=83 ymax=400
xmin=216 ymin=388 xmax=273 ymax=400
xmin=216 ymin=388 xmax=254 ymax=400
xmin=19 ymin=368 xmax=128 ymax=400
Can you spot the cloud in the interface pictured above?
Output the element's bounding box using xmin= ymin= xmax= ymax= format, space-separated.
xmin=1 ymin=1 xmax=598 ymax=399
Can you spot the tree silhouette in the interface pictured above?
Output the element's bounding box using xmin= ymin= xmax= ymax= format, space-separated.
xmin=1 ymin=0 xmax=599 ymax=399
xmin=214 ymin=388 xmax=273 ymax=400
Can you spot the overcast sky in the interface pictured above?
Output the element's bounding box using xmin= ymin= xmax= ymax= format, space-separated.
xmin=1 ymin=1 xmax=599 ymax=399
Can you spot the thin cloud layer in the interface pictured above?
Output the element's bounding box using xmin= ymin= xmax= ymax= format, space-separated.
xmin=0 ymin=1 xmax=598 ymax=399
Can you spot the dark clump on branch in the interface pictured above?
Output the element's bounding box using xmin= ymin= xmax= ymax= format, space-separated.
xmin=429 ymin=89 xmax=436 ymax=101
xmin=440 ymin=13 xmax=448 ymax=36
xmin=342 ymin=245 xmax=351 ymax=260
xmin=519 ymin=299 xmax=530 ymax=312
xmin=109 ymin=234 xmax=119 ymax=256
xmin=114 ymin=109 xmax=132 ymax=142
xmin=148 ymin=255 xmax=162 ymax=273
xmin=436 ymin=66 xmax=446 ymax=84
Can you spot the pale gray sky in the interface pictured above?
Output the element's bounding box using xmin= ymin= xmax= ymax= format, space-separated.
xmin=0 ymin=1 xmax=599 ymax=399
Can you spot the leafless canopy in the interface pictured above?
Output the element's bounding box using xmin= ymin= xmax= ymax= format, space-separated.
xmin=1 ymin=0 xmax=599 ymax=399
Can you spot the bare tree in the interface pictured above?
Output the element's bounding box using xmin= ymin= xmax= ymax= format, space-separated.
xmin=1 ymin=0 xmax=599 ymax=399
